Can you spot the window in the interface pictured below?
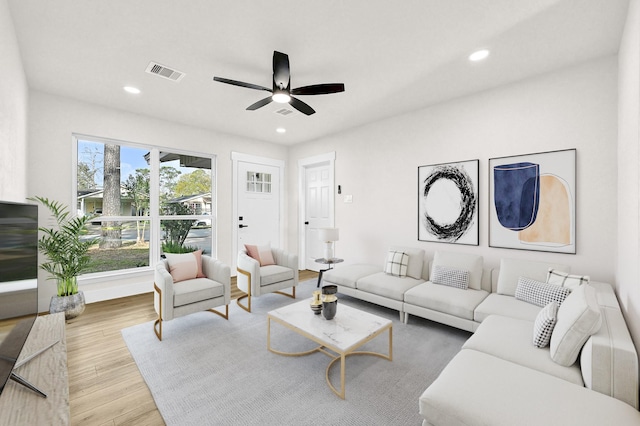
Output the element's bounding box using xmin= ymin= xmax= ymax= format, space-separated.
xmin=246 ymin=171 xmax=272 ymax=193
xmin=75 ymin=136 xmax=215 ymax=276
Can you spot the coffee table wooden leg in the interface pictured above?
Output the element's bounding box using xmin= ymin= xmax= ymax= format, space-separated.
xmin=267 ymin=317 xmax=271 ymax=351
xmin=340 ymin=353 xmax=346 ymax=399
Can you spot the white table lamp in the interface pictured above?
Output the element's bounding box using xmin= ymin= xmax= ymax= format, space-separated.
xmin=318 ymin=228 xmax=339 ymax=260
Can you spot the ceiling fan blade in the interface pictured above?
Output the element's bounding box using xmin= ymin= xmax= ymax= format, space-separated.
xmin=272 ymin=51 xmax=290 ymax=90
xmin=291 ymin=83 xmax=345 ymax=96
xmin=213 ymin=76 xmax=271 ymax=92
xmin=246 ymin=96 xmax=273 ymax=111
xmin=289 ymin=96 xmax=315 ymax=116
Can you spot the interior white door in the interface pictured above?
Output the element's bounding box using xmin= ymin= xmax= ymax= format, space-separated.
xmin=237 ymin=161 xmax=280 ymax=253
xmin=305 ymin=164 xmax=332 ymax=271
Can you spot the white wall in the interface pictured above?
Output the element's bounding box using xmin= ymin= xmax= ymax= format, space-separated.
xmin=617 ymin=0 xmax=640 ymax=357
xmin=289 ymin=57 xmax=618 ymax=283
xmin=27 ymin=90 xmax=288 ymax=311
xmin=0 ymin=0 xmax=27 ymax=201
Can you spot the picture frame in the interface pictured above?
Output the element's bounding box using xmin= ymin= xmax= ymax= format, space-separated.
xmin=489 ymin=148 xmax=576 ymax=254
xmin=418 ymin=159 xmax=479 ymax=245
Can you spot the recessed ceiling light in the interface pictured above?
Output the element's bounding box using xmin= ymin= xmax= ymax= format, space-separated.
xmin=123 ymin=86 xmax=141 ymax=94
xmin=276 ymin=128 xmax=286 ymax=134
xmin=469 ymin=49 xmax=490 ymax=62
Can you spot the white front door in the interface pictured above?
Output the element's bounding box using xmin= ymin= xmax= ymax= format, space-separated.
xmin=304 ymin=162 xmax=333 ymax=271
xmin=233 ymin=153 xmax=283 ymax=272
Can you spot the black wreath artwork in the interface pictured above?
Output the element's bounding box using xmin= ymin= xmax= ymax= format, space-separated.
xmin=422 ymin=165 xmax=476 ymax=242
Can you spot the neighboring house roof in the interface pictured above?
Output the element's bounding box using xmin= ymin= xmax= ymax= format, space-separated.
xmin=77 ymin=187 xmax=134 ymax=201
xmin=167 ymin=193 xmax=212 ymax=203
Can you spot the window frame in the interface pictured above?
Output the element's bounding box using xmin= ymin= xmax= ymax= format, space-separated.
xmin=72 ymin=133 xmax=217 ymax=280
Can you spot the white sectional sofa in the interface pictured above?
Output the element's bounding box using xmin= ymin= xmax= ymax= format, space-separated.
xmin=321 ymin=249 xmax=640 ymax=425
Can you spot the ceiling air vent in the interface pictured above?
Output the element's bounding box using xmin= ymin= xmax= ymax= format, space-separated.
xmin=145 ymin=62 xmax=185 ymax=82
xmin=274 ymin=108 xmax=295 ymax=116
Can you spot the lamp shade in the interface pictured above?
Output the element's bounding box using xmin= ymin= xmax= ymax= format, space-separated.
xmin=318 ymin=227 xmax=339 ymax=242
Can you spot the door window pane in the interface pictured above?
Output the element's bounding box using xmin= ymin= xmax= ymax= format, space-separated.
xmin=246 ymin=171 xmax=272 ymax=193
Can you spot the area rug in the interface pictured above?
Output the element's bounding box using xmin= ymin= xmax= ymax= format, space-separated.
xmin=121 ymin=280 xmax=470 ymax=425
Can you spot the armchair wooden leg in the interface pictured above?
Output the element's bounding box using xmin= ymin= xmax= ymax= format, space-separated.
xmin=208 ymin=304 xmax=229 ymax=320
xmin=236 ymin=268 xmax=252 ymax=313
xmin=153 ymin=283 xmax=163 ymax=341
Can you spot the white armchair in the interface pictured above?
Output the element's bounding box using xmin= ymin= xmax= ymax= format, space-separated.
xmin=154 ymin=255 xmax=230 ymax=340
xmin=236 ymin=247 xmax=298 ymax=312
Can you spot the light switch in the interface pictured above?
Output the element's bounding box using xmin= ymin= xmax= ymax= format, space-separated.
xmin=344 ymin=195 xmax=353 ymax=203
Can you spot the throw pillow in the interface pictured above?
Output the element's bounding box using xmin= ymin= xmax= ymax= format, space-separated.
xmin=496 ymin=258 xmax=569 ymax=296
xmin=533 ymin=301 xmax=558 ymax=348
xmin=384 ymin=250 xmax=409 ymax=277
xmin=546 ymin=268 xmax=590 ymax=291
xmin=431 ymin=265 xmax=470 ymax=290
xmin=192 ymin=250 xmax=206 ymax=278
xmin=515 ymin=277 xmax=572 ymax=307
xmin=550 ymin=284 xmax=602 ymax=367
xmin=245 ymin=243 xmax=276 ymax=266
xmin=164 ymin=251 xmax=205 ymax=283
xmin=388 ymin=246 xmax=425 ymax=279
xmin=431 ymin=251 xmax=483 ymax=290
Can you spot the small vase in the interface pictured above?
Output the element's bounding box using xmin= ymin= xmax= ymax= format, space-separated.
xmin=322 ymin=295 xmax=338 ymax=320
xmin=50 ymin=290 xmax=86 ymax=320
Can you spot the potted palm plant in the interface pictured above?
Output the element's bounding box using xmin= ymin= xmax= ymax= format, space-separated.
xmin=29 ymin=196 xmax=97 ymax=319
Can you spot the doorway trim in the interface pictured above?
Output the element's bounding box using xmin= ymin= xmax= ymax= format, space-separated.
xmin=298 ymin=151 xmax=336 ymax=270
xmin=232 ymin=152 xmax=285 ymax=274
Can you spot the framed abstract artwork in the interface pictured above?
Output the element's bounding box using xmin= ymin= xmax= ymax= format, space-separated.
xmin=418 ymin=159 xmax=479 ymax=245
xmin=489 ymin=149 xmax=576 ymax=254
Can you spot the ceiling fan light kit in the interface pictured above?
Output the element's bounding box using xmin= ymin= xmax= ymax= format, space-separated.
xmin=213 ymin=51 xmax=345 ymax=116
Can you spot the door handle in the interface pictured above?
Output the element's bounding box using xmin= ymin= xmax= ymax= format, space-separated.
xmin=304 ymin=221 xmax=309 ymax=225
xmin=239 ymin=224 xmax=249 ymax=228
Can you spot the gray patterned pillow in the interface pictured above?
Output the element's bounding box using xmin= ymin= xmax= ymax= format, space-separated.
xmin=384 ymin=250 xmax=409 ymax=277
xmin=515 ymin=277 xmax=571 ymax=307
xmin=533 ymin=301 xmax=558 ymax=348
xmin=431 ymin=265 xmax=470 ymax=290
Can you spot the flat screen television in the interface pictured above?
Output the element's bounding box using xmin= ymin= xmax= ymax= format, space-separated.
xmin=0 ymin=200 xmax=40 ymax=396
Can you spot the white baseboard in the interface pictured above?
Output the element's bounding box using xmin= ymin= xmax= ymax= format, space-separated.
xmin=83 ymin=280 xmax=152 ymax=304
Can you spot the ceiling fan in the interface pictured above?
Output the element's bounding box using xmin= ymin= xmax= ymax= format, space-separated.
xmin=213 ymin=51 xmax=345 ymax=116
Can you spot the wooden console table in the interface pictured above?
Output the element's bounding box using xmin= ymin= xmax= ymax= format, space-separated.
xmin=0 ymin=313 xmax=69 ymax=425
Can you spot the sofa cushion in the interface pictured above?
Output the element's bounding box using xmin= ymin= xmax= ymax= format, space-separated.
xmin=404 ymin=282 xmax=488 ymax=320
xmin=384 ymin=250 xmax=409 ymax=277
xmin=463 ymin=315 xmax=583 ymax=385
xmin=431 ymin=265 xmax=470 ymax=290
xmin=431 ymin=251 xmax=483 ymax=290
xmin=497 ymin=258 xmax=569 ymax=296
xmin=259 ymin=265 xmax=295 ymax=286
xmin=389 ymin=246 xmax=425 ymax=279
xmin=474 ymin=293 xmax=541 ymax=323
xmin=533 ymin=301 xmax=558 ymax=348
xmin=551 ymin=284 xmax=602 ymax=366
xmin=357 ymin=272 xmax=423 ymax=301
xmin=419 ymin=349 xmax=640 ymax=426
xmin=322 ymin=264 xmax=380 ymax=289
xmin=173 ymin=278 xmax=225 ymax=307
xmin=547 ymin=268 xmax=590 ymax=290
xmin=515 ymin=277 xmax=571 ymax=307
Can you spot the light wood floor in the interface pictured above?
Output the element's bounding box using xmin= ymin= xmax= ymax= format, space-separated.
xmin=66 ymin=270 xmax=318 ymax=425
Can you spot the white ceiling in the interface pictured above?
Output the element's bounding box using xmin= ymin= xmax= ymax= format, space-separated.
xmin=7 ymin=0 xmax=630 ymax=145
